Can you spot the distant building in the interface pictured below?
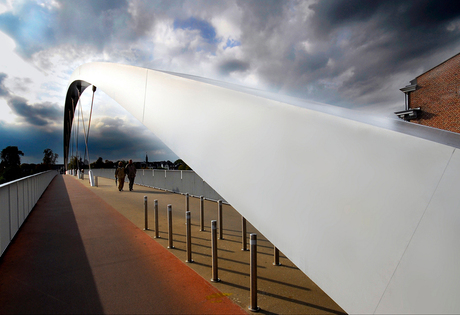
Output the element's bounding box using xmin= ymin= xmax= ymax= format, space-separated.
xmin=396 ymin=52 xmax=460 ymax=133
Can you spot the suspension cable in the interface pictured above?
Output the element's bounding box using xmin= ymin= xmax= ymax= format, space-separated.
xmin=69 ymin=102 xmax=74 ymax=169
xmin=79 ymin=93 xmax=89 ymax=166
xmin=76 ymin=88 xmax=80 ymax=172
xmin=87 ymin=85 xmax=96 ymax=145
xmin=84 ymin=85 xmax=96 ymax=172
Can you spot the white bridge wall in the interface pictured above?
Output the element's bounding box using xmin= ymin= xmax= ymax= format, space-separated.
xmin=67 ymin=62 xmax=460 ymax=314
xmin=91 ymin=168 xmax=225 ymax=201
xmin=0 ymin=171 xmax=57 ymax=256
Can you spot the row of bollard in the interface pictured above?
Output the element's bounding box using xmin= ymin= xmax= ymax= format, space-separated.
xmin=142 ymin=194 xmax=278 ymax=312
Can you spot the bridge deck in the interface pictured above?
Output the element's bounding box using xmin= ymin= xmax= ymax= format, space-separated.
xmin=0 ymin=174 xmax=345 ymax=314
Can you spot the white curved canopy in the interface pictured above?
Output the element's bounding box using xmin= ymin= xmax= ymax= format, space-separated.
xmin=64 ymin=62 xmax=460 ymax=314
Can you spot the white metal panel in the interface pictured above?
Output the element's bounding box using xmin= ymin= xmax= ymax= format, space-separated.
xmin=17 ymin=181 xmax=25 ymax=226
xmin=9 ymin=183 xmax=18 ymax=238
xmin=73 ymin=62 xmax=148 ymax=123
xmin=67 ymin=62 xmax=460 ymax=314
xmin=141 ymin=67 xmax=454 ymax=313
xmin=376 ymin=148 xmax=460 ymax=313
xmin=0 ymin=187 xmax=10 ymax=255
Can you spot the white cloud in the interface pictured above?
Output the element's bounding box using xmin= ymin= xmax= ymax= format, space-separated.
xmin=0 ymin=31 xmax=42 ymax=80
xmin=0 ymin=0 xmax=13 ymax=14
xmin=211 ymin=14 xmax=242 ymax=42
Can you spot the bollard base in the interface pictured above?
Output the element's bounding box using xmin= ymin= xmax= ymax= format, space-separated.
xmin=248 ymin=306 xmax=260 ymax=312
xmin=154 ymin=236 xmax=160 ymax=238
xmin=273 ymin=262 xmax=282 ymax=266
xmin=186 ymin=259 xmax=194 ymax=263
xmin=167 ymin=246 xmax=175 ymax=249
xmin=211 ymin=278 xmax=221 ymax=282
xmin=242 ymin=248 xmax=249 ymax=251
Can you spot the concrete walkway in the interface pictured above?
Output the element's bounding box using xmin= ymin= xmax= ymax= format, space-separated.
xmin=75 ymin=174 xmax=346 ymax=314
xmin=0 ymin=175 xmax=246 ymax=314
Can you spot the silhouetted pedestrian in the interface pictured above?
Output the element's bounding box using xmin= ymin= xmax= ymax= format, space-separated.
xmin=115 ymin=161 xmax=125 ymax=191
xmin=125 ymin=159 xmax=137 ymax=191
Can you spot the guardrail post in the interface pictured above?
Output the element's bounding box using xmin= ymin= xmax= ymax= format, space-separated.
xmin=242 ymin=216 xmax=248 ymax=251
xmin=186 ymin=211 xmax=193 ymax=263
xmin=167 ymin=204 xmax=174 ymax=249
xmin=154 ymin=199 xmax=159 ymax=238
xmin=249 ymin=233 xmax=260 ymax=312
xmin=273 ymin=246 xmax=281 ymax=266
xmin=143 ymin=196 xmax=148 ymax=230
xmin=211 ymin=220 xmax=220 ymax=282
xmin=200 ymin=196 xmax=205 ymax=231
xmin=185 ymin=193 xmax=189 ymax=224
xmin=218 ymin=200 xmax=223 ymax=239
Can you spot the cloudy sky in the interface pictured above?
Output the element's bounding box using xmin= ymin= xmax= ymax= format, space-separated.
xmin=0 ymin=0 xmax=459 ymax=164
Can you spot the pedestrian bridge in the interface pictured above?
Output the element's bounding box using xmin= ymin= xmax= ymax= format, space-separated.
xmin=62 ymin=62 xmax=460 ymax=314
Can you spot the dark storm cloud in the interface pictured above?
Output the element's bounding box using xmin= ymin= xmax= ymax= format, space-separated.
xmin=73 ymin=117 xmax=177 ymax=162
xmin=224 ymin=0 xmax=460 ymax=107
xmin=0 ymin=120 xmax=62 ymax=163
xmin=307 ymin=0 xmax=460 ymax=83
xmin=218 ymin=59 xmax=250 ymax=75
xmin=309 ymin=0 xmax=460 ymax=37
xmin=0 ymin=73 xmax=10 ymax=97
xmin=7 ymin=96 xmax=61 ymax=127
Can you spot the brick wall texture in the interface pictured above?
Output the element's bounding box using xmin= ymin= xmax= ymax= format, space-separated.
xmin=409 ymin=53 xmax=460 ymax=133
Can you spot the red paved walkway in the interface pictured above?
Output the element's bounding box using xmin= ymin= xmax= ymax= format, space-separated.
xmin=0 ymin=175 xmax=246 ymax=314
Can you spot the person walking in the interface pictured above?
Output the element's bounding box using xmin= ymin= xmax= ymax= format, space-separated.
xmin=115 ymin=161 xmax=126 ymax=191
xmin=125 ymin=159 xmax=137 ymax=191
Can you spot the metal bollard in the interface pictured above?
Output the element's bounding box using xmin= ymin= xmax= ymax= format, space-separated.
xmin=154 ymin=199 xmax=159 ymax=238
xmin=186 ymin=211 xmax=193 ymax=263
xmin=211 ymin=220 xmax=220 ymax=282
xmin=242 ymin=216 xmax=248 ymax=251
xmin=218 ymin=200 xmax=223 ymax=239
xmin=144 ymin=196 xmax=148 ymax=230
xmin=200 ymin=196 xmax=205 ymax=231
xmin=167 ymin=204 xmax=174 ymax=249
xmin=185 ymin=193 xmax=189 ymax=224
xmin=249 ymin=234 xmax=260 ymax=312
xmin=273 ymin=246 xmax=281 ymax=266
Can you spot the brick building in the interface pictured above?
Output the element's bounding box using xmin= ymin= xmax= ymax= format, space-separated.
xmin=396 ymin=52 xmax=460 ymax=133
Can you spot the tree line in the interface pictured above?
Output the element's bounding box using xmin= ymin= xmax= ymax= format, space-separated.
xmin=0 ymin=146 xmax=59 ymax=184
xmin=68 ymin=156 xmax=192 ymax=171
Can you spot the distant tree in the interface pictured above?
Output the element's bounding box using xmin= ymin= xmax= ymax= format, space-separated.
xmin=42 ymin=148 xmax=58 ymax=168
xmin=90 ymin=157 xmax=105 ymax=169
xmin=67 ymin=156 xmax=82 ymax=170
xmin=174 ymin=159 xmax=191 ymax=170
xmin=0 ymin=146 xmax=25 ymax=183
xmin=105 ymin=160 xmax=115 ymax=168
xmin=1 ymin=146 xmax=24 ymax=168
xmin=21 ymin=163 xmax=39 ymax=176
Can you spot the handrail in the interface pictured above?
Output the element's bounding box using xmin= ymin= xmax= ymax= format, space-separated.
xmin=0 ymin=171 xmax=58 ymax=256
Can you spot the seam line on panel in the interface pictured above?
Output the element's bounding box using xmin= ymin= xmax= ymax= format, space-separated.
xmin=373 ymin=147 xmax=456 ymax=313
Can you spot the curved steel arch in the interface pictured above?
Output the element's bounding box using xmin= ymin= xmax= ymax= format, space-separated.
xmin=64 ymin=62 xmax=460 ymax=314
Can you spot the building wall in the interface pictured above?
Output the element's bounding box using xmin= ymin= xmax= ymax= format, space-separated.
xmin=409 ymin=53 xmax=460 ymax=133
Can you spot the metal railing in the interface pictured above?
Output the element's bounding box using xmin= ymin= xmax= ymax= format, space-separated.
xmin=91 ymin=169 xmax=226 ymax=202
xmin=0 ymin=171 xmax=57 ymax=256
